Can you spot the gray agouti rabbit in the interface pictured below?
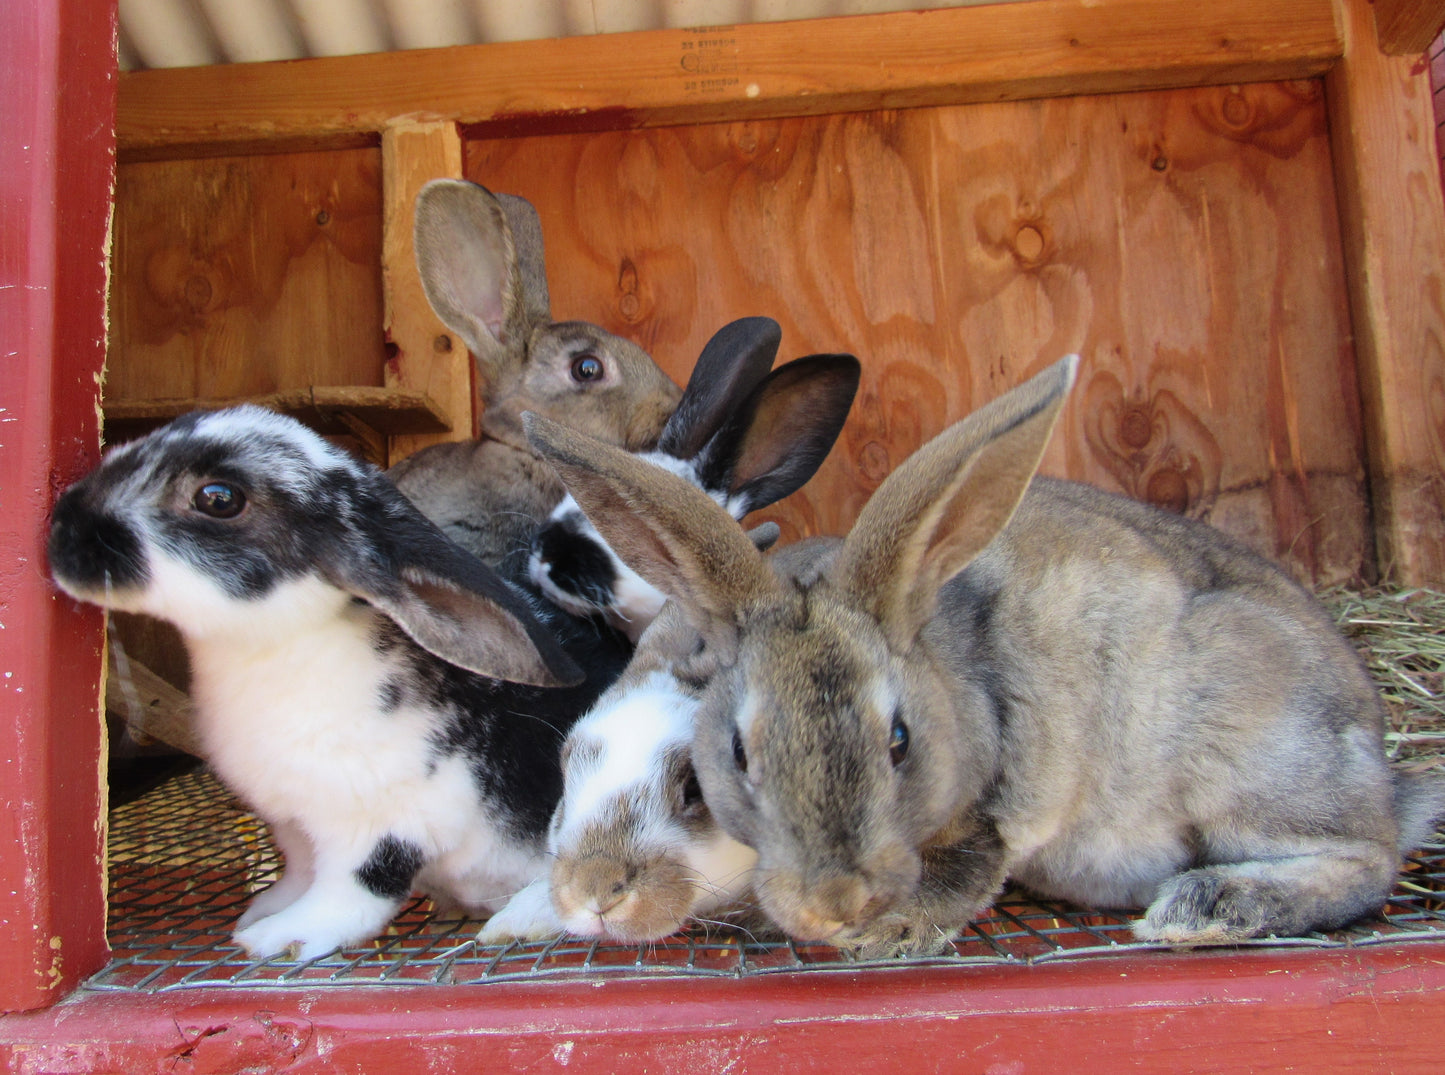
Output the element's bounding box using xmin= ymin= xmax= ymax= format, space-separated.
xmin=389 ymin=179 xmax=681 ymax=567
xmin=524 ymin=356 xmax=1445 ymax=955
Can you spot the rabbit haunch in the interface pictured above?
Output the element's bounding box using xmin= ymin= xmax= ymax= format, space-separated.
xmin=48 ymin=406 xmax=630 ymax=959
xmin=526 ymin=357 xmax=1445 ymax=955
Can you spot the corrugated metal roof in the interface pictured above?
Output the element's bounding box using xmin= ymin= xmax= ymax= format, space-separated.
xmin=117 ymin=0 xmax=1009 ymax=70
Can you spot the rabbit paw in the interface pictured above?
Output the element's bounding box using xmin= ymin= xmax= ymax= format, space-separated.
xmin=838 ymin=912 xmax=956 ymax=959
xmin=477 ymin=879 xmax=563 ymax=945
xmin=233 ymin=894 xmax=395 ymax=961
xmin=1135 ymin=869 xmax=1287 ymax=945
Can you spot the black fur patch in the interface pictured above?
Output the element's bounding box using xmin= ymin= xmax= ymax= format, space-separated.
xmin=48 ymin=493 xmax=149 ymax=591
xmin=533 ymin=517 xmax=617 ymax=607
xmin=356 ymin=835 xmax=424 ymax=900
xmin=410 ymin=568 xmax=634 ymax=842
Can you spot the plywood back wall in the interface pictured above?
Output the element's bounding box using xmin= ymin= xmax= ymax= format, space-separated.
xmin=109 ymin=148 xmax=387 ymax=404
xmin=466 ymin=80 xmax=1366 ymax=585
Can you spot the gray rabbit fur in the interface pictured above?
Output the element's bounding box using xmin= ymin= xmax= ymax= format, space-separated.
xmin=524 ymin=355 xmax=1445 ymax=956
xmin=389 ymin=179 xmax=680 ymax=567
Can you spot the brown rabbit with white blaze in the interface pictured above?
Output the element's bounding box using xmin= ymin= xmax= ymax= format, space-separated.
xmin=388 ymin=179 xmax=681 ymax=567
xmin=525 ymin=355 xmax=1445 ymax=955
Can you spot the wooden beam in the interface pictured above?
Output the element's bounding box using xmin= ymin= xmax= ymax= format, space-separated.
xmin=118 ymin=0 xmax=1344 ymax=159
xmin=380 ymin=121 xmax=469 ymax=467
xmin=1372 ymin=0 xmax=1445 ymax=56
xmin=1326 ymin=0 xmax=1445 ymax=583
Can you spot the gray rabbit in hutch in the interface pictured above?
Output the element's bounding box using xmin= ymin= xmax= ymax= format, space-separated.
xmin=388 ymin=179 xmax=682 ymax=568
xmin=526 ymin=355 xmax=1445 ymax=955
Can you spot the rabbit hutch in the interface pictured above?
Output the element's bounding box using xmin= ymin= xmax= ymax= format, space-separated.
xmin=5 ymin=0 xmax=1445 ymax=1068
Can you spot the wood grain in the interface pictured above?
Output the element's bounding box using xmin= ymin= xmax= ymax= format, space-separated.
xmin=1327 ymin=0 xmax=1445 ymax=583
xmin=465 ymin=80 xmax=1366 ymax=584
xmin=116 ymin=0 xmax=1343 ymax=159
xmin=1372 ymin=0 xmax=1445 ymax=56
xmin=381 ymin=121 xmax=470 ymax=466
xmin=108 ymin=149 xmax=388 ymax=418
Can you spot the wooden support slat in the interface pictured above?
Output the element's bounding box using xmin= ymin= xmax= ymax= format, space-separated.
xmin=381 ymin=121 xmax=469 ymax=466
xmin=1326 ymin=0 xmax=1445 ymax=583
xmin=117 ymin=0 xmax=1344 ymax=159
xmin=1372 ymin=0 xmax=1445 ymax=56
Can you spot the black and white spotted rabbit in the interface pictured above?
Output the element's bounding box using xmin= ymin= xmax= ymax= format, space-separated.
xmin=49 ymin=406 xmax=631 ymax=959
xmin=529 ymin=315 xmax=860 ymax=641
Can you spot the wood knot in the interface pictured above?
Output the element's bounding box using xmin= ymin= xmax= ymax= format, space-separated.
xmin=1220 ymin=91 xmax=1253 ymax=130
xmin=617 ymin=258 xmax=643 ymax=322
xmin=1145 ymin=468 xmax=1190 ymax=514
xmin=1013 ymin=224 xmax=1046 ymax=264
xmin=183 ymin=274 xmax=213 ymax=312
xmin=1120 ymin=406 xmax=1154 ymax=450
xmin=860 ymin=441 xmax=891 ymax=482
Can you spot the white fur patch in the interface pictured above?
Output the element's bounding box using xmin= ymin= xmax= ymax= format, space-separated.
xmin=554 ymin=670 xmax=695 ymax=847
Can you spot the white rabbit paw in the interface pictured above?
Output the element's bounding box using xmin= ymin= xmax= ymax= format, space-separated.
xmin=477 ymin=879 xmax=564 ymax=945
xmin=233 ymin=895 xmax=395 ymax=961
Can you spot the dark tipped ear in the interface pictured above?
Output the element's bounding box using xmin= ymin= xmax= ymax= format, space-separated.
xmin=413 ymin=179 xmax=534 ymax=378
xmin=524 ymin=411 xmax=781 ymax=628
xmin=833 ymin=355 xmax=1077 ymax=651
xmin=332 ymin=478 xmax=583 ymax=688
xmin=655 ymin=317 xmax=782 ymax=459
xmin=696 ymin=353 xmax=861 ymax=516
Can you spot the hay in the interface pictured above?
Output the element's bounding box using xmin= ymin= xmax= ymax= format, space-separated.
xmin=1323 ymin=587 xmax=1445 ymax=772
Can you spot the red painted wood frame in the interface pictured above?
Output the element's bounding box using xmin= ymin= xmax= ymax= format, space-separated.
xmin=3 ymin=946 xmax=1444 ymax=1071
xmin=0 ymin=0 xmax=114 ymax=1013
xmin=2 ymin=0 xmax=1445 ymax=1067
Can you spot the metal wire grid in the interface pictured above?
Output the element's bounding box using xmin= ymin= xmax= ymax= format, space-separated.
xmin=89 ymin=766 xmax=1445 ymax=993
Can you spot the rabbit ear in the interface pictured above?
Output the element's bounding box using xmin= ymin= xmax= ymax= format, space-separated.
xmin=524 ymin=412 xmax=781 ymax=628
xmin=413 ymin=179 xmax=538 ymax=379
xmin=697 ymin=353 xmax=861 ymax=517
xmin=494 ymin=192 xmax=552 ymax=327
xmin=655 ymin=317 xmax=782 ymax=459
xmin=832 ymin=355 xmax=1078 ymax=651
xmin=333 ymin=479 xmax=584 ymax=688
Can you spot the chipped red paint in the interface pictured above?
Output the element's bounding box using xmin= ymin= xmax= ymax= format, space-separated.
xmin=0 ymin=0 xmax=116 ymax=1012
xmin=3 ymin=947 xmax=1445 ymax=1071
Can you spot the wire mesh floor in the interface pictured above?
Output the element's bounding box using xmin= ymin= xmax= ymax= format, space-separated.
xmin=88 ymin=765 xmax=1445 ymax=993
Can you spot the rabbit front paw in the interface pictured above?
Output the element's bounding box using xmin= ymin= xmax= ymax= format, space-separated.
xmin=477 ymin=879 xmax=564 ymax=944
xmin=838 ymin=911 xmax=956 ymax=959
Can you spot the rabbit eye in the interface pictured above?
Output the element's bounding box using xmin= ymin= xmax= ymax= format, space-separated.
xmin=680 ymin=764 xmax=705 ymax=811
xmin=888 ymin=716 xmax=910 ymax=767
xmin=570 ymin=354 xmax=604 ymax=383
xmin=731 ymin=729 xmax=748 ymax=774
xmin=192 ymin=482 xmax=246 ymax=519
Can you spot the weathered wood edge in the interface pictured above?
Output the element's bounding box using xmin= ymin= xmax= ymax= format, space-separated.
xmin=118 ymin=0 xmax=1344 ymax=160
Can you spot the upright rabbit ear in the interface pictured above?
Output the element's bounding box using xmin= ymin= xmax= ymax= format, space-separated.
xmin=494 ymin=192 xmax=551 ymax=326
xmin=655 ymin=317 xmax=782 ymax=459
xmin=332 ymin=478 xmax=583 ymax=688
xmin=833 ymin=355 xmax=1078 ymax=652
xmin=696 ymin=353 xmax=861 ymax=517
xmin=413 ymin=179 xmax=539 ymax=379
xmin=524 ymin=412 xmax=781 ymax=630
